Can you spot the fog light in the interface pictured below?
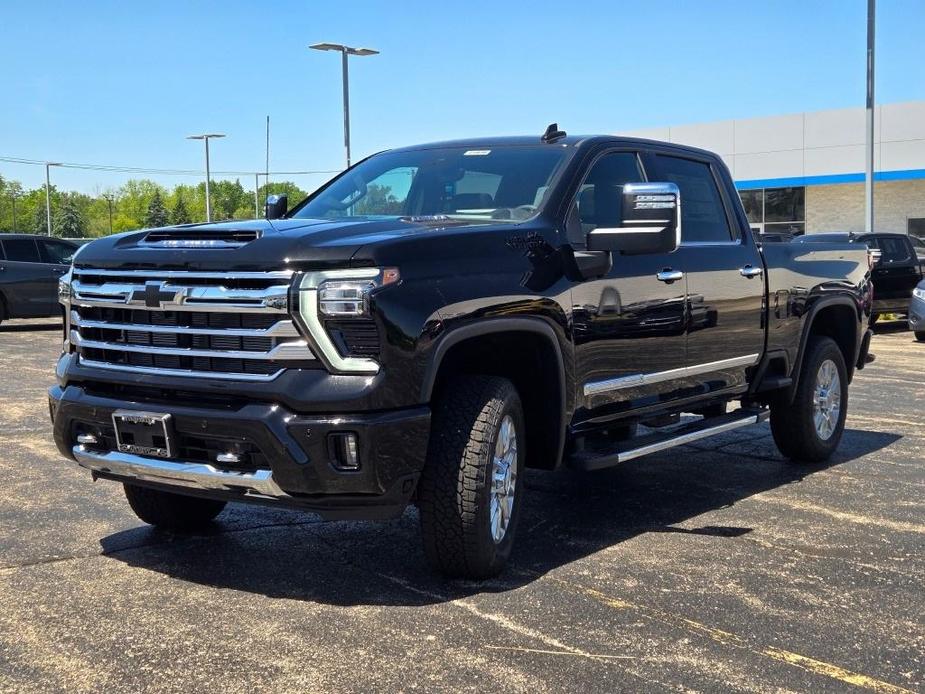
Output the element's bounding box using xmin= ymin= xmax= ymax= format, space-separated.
xmin=328 ymin=432 xmax=360 ymax=471
xmin=76 ymin=433 xmax=98 ymax=445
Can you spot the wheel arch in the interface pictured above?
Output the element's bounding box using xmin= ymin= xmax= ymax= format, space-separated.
xmin=786 ymin=296 xmax=861 ymax=403
xmin=422 ymin=318 xmax=568 ymax=470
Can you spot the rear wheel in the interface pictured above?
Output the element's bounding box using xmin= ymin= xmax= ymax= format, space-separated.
xmin=770 ymin=337 xmax=848 ymax=463
xmin=915 ymin=331 xmax=925 ymax=342
xmin=418 ymin=375 xmax=524 ymax=579
xmin=123 ymin=484 xmax=226 ymax=531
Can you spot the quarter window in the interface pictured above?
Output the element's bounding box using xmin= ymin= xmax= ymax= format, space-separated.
xmin=654 ymin=155 xmax=732 ymax=243
xmin=2 ymin=239 xmax=41 ymax=263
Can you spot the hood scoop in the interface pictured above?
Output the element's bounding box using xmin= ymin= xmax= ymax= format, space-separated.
xmin=140 ymin=228 xmax=262 ymax=249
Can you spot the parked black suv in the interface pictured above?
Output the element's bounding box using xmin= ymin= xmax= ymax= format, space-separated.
xmin=49 ymin=131 xmax=872 ymax=578
xmin=0 ymin=234 xmax=77 ymax=324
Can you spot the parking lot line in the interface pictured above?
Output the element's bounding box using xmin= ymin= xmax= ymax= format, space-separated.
xmin=543 ymin=574 xmax=917 ymax=694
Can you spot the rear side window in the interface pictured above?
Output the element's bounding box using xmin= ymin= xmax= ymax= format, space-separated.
xmin=2 ymin=239 xmax=41 ymax=263
xmin=39 ymin=240 xmax=76 ymax=264
xmin=868 ymin=237 xmax=912 ymax=263
xmin=654 ymin=155 xmax=733 ymax=243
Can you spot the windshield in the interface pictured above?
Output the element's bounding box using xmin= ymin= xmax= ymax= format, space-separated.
xmin=290 ymin=145 xmax=570 ymax=224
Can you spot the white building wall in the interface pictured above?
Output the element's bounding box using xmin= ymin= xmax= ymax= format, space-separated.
xmin=619 ymin=101 xmax=925 ymax=182
xmin=806 ymin=180 xmax=925 ymax=233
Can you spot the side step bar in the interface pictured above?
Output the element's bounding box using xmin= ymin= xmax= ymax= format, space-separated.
xmin=568 ymin=408 xmax=770 ymax=472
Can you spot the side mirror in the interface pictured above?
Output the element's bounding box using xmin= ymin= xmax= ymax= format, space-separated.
xmin=265 ymin=194 xmax=288 ymax=220
xmin=586 ymin=182 xmax=680 ymax=255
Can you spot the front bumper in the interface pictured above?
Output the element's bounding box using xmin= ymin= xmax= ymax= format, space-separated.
xmin=49 ymin=384 xmax=430 ymax=520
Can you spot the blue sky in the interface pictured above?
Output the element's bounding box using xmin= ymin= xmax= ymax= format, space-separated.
xmin=2 ymin=0 xmax=923 ymax=193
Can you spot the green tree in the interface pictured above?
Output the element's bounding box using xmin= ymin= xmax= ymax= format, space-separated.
xmin=33 ymin=202 xmax=48 ymax=235
xmin=172 ymin=195 xmax=191 ymax=225
xmin=144 ymin=190 xmax=170 ymax=228
xmin=54 ymin=195 xmax=87 ymax=238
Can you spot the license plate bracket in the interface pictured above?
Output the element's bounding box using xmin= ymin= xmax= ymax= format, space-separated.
xmin=111 ymin=410 xmax=174 ymax=459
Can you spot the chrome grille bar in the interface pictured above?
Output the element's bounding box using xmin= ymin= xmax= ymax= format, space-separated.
xmin=68 ymin=268 xmax=314 ymax=380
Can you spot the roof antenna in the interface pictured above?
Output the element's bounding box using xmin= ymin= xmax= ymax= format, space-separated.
xmin=542 ymin=122 xmax=566 ymax=143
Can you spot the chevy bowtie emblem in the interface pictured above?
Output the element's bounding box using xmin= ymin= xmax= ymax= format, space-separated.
xmin=129 ymin=281 xmax=183 ymax=309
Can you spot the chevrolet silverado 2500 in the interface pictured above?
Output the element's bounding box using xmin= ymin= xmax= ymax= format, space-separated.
xmin=49 ymin=127 xmax=873 ymax=578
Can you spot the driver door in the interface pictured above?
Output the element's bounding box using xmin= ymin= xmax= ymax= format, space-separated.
xmin=569 ymin=150 xmax=688 ymax=423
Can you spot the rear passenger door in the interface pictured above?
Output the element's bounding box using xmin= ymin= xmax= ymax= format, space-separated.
xmin=649 ymin=152 xmax=766 ymax=397
xmin=0 ymin=238 xmax=54 ymax=317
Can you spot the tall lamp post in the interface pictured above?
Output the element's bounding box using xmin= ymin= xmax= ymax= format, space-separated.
xmin=45 ymin=162 xmax=61 ymax=236
xmin=102 ymin=193 xmax=115 ymax=234
xmin=186 ymin=133 xmax=225 ymax=222
xmin=864 ymin=0 xmax=876 ymax=233
xmin=309 ymin=43 xmax=379 ymax=168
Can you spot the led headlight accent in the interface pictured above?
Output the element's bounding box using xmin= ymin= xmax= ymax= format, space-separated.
xmin=913 ymin=286 xmax=925 ymax=300
xmin=297 ymin=268 xmax=399 ymax=373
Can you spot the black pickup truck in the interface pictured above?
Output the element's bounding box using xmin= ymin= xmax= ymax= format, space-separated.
xmin=49 ymin=128 xmax=873 ymax=578
xmin=795 ymin=231 xmax=922 ymax=324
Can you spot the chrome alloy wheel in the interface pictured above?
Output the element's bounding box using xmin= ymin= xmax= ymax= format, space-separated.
xmin=489 ymin=414 xmax=518 ymax=544
xmin=813 ymin=359 xmax=842 ymax=441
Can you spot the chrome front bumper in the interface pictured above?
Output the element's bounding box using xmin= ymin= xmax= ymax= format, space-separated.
xmin=72 ymin=445 xmax=288 ymax=499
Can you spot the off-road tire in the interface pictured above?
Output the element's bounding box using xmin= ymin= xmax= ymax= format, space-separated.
xmin=418 ymin=375 xmax=525 ymax=579
xmin=770 ymin=336 xmax=848 ymax=463
xmin=123 ymin=483 xmax=226 ymax=531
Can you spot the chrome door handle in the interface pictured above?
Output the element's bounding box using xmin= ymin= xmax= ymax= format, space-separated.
xmin=739 ymin=265 xmax=763 ymax=279
xmin=656 ymin=269 xmax=684 ymax=283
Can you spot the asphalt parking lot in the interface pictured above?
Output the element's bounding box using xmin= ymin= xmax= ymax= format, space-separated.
xmin=0 ymin=319 xmax=922 ymax=693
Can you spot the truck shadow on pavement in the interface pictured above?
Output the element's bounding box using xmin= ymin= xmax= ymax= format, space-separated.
xmin=100 ymin=426 xmax=900 ymax=606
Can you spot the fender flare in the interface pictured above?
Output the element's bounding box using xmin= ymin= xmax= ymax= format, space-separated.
xmin=421 ymin=317 xmax=569 ymax=467
xmin=785 ymin=295 xmax=861 ymax=403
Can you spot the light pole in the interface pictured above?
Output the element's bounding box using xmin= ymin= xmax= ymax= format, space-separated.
xmin=864 ymin=0 xmax=876 ymax=233
xmin=45 ymin=162 xmax=61 ymax=236
xmin=186 ymin=133 xmax=225 ymax=222
xmin=254 ymin=173 xmax=260 ymax=218
xmin=309 ymin=42 xmax=379 ymax=168
xmin=102 ymin=193 xmax=114 ymax=234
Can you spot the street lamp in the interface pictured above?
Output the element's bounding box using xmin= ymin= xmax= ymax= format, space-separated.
xmin=45 ymin=162 xmax=61 ymax=236
xmin=102 ymin=193 xmax=115 ymax=234
xmin=309 ymin=42 xmax=379 ymax=168
xmin=186 ymin=133 xmax=225 ymax=222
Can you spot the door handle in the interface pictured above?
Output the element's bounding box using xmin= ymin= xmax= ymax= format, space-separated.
xmin=739 ymin=265 xmax=764 ymax=279
xmin=656 ymin=269 xmax=684 ymax=283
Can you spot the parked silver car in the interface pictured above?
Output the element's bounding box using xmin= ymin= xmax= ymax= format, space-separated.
xmin=910 ymin=280 xmax=925 ymax=341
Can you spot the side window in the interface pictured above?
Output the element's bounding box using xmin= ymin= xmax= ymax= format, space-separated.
xmin=2 ymin=239 xmax=41 ymax=263
xmin=39 ymin=240 xmax=76 ymax=264
xmin=654 ymin=155 xmax=733 ymax=243
xmin=570 ymin=152 xmax=644 ymax=246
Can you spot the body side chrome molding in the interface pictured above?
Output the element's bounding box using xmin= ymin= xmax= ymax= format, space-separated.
xmin=584 ymin=353 xmax=760 ymax=397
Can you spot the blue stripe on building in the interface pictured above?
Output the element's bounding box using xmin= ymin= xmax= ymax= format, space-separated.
xmin=735 ymin=168 xmax=925 ymax=190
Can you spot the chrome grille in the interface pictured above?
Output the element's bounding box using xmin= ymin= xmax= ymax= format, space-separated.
xmin=68 ymin=268 xmax=314 ymax=380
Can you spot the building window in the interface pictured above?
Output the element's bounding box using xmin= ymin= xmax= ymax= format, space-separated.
xmin=738 ymin=186 xmax=805 ymax=236
xmin=909 ymin=218 xmax=925 ymax=240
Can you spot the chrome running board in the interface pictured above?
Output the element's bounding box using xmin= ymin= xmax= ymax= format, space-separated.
xmin=568 ymin=408 xmax=770 ymax=471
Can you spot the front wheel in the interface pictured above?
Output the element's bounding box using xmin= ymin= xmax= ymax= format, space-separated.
xmin=417 ymin=375 xmax=525 ymax=579
xmin=770 ymin=336 xmax=848 ymax=463
xmin=124 ymin=484 xmax=226 ymax=531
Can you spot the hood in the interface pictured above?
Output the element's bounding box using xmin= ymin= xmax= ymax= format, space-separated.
xmin=72 ymin=216 xmax=486 ymax=272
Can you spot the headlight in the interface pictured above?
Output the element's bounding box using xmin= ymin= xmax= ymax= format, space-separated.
xmin=294 ymin=268 xmax=400 ymax=373
xmin=913 ymin=287 xmax=925 ymax=300
xmin=58 ymin=268 xmax=73 ymax=303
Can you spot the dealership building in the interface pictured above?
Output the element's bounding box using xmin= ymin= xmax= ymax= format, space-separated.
xmin=620 ymin=100 xmax=925 ymax=238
